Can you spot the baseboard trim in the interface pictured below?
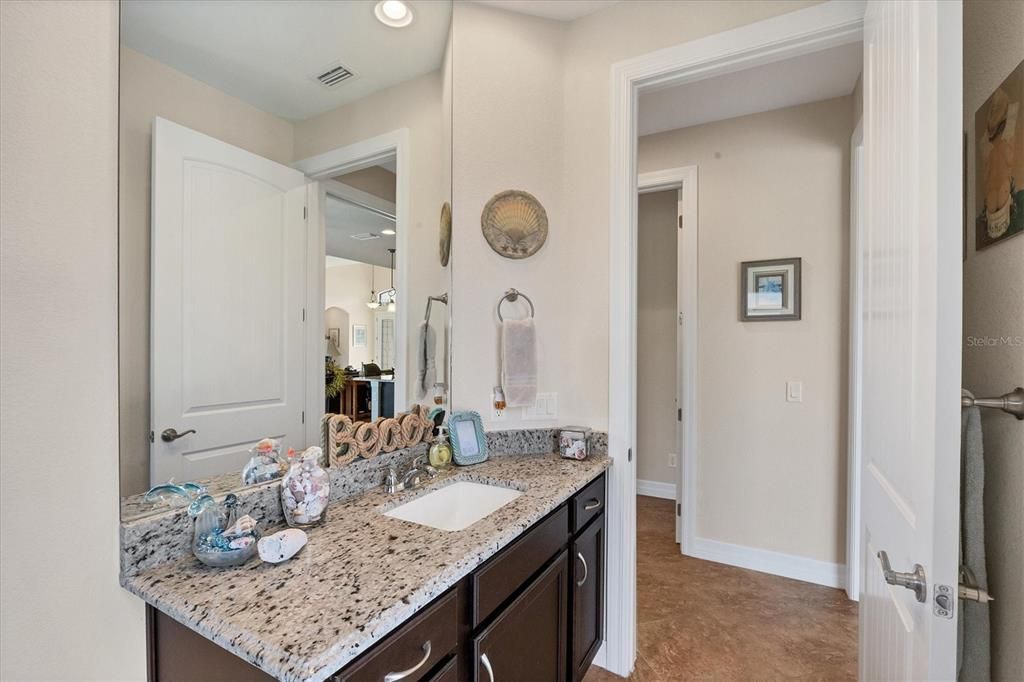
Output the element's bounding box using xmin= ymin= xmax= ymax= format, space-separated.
xmin=637 ymin=479 xmax=676 ymax=500
xmin=688 ymin=537 xmax=846 ymax=589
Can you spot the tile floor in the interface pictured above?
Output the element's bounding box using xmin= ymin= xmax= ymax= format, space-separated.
xmin=583 ymin=496 xmax=858 ymax=681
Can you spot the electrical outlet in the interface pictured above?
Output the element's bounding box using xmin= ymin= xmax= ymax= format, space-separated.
xmin=668 ymin=452 xmax=677 ymax=468
xmin=787 ymin=380 xmax=803 ymax=402
xmin=523 ymin=392 xmax=558 ymax=420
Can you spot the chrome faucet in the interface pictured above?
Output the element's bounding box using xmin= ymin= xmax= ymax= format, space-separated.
xmin=384 ymin=455 xmax=438 ymax=494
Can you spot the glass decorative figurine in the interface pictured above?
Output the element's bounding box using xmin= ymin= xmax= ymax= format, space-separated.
xmin=188 ymin=493 xmax=260 ymax=568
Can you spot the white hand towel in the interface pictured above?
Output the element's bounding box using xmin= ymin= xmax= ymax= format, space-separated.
xmin=501 ymin=318 xmax=537 ymax=407
xmin=417 ymin=320 xmax=436 ymax=400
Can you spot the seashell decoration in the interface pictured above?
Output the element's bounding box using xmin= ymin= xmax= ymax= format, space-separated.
xmin=280 ymin=446 xmax=330 ymax=528
xmin=258 ymin=528 xmax=308 ymax=564
xmin=481 ymin=190 xmax=548 ymax=259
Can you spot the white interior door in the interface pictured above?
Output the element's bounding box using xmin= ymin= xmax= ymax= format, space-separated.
xmin=151 ymin=117 xmax=308 ymax=485
xmin=859 ymin=1 xmax=962 ymax=679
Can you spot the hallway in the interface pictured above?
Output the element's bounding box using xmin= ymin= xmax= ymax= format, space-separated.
xmin=585 ymin=496 xmax=858 ymax=681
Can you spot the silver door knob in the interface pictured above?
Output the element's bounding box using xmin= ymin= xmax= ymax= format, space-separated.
xmin=161 ymin=428 xmax=197 ymax=442
xmin=878 ymin=550 xmax=927 ymax=603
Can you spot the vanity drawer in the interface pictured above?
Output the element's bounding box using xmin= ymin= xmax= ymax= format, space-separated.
xmin=571 ymin=474 xmax=605 ymax=533
xmin=471 ymin=505 xmax=569 ymax=627
xmin=336 ymin=588 xmax=459 ymax=682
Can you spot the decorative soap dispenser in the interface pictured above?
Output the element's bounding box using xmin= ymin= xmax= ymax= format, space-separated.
xmin=280 ymin=446 xmax=330 ymax=528
xmin=428 ymin=426 xmax=452 ymax=470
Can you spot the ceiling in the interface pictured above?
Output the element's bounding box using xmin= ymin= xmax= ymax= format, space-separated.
xmin=120 ymin=0 xmax=451 ymax=121
xmin=474 ymin=0 xmax=620 ymax=22
xmin=638 ymin=42 xmax=863 ymax=137
xmin=325 ymin=195 xmax=396 ymax=268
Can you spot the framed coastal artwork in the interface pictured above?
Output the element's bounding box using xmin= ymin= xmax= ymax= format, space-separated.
xmin=975 ymin=59 xmax=1024 ymax=250
xmin=740 ymin=258 xmax=802 ymax=321
xmin=352 ymin=324 xmax=367 ymax=348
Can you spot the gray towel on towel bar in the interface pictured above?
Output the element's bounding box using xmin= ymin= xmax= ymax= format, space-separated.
xmin=958 ymin=405 xmax=990 ymax=682
xmin=501 ymin=318 xmax=537 ymax=408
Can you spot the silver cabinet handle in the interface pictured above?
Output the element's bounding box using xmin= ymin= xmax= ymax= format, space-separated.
xmin=161 ymin=428 xmax=196 ymax=442
xmin=877 ymin=551 xmax=927 ymax=603
xmin=384 ymin=640 xmax=431 ymax=682
xmin=576 ymin=552 xmax=588 ymax=587
xmin=583 ymin=499 xmax=601 ymax=511
xmin=480 ymin=653 xmax=495 ymax=682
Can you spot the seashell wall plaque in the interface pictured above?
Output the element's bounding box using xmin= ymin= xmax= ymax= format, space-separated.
xmin=439 ymin=201 xmax=452 ymax=267
xmin=481 ymin=190 xmax=548 ymax=259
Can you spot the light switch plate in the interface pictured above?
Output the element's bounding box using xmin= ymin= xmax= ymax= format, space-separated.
xmin=523 ymin=392 xmax=558 ymax=420
xmin=786 ymin=381 xmax=803 ymax=402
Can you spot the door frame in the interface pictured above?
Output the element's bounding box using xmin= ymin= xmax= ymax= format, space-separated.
xmin=293 ymin=128 xmax=410 ymax=440
xmin=605 ymin=2 xmax=865 ymax=676
xmin=846 ymin=118 xmax=864 ymax=601
xmin=637 ymin=167 xmax=698 ymax=550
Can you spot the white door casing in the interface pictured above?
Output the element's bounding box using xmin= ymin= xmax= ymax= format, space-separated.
xmin=847 ymin=119 xmax=864 ymax=602
xmin=859 ymin=1 xmax=962 ymax=679
xmin=150 ymin=117 xmax=308 ymax=485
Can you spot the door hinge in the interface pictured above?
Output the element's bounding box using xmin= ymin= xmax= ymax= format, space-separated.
xmin=676 ymin=503 xmax=681 ymax=516
xmin=301 ymin=410 xmax=305 ymax=425
xmin=303 ymin=206 xmax=308 ymax=220
xmin=678 ymin=215 xmax=683 ymax=229
xmin=149 ymin=430 xmax=154 ymax=443
xmin=677 ymin=408 xmax=682 ymax=422
xmin=678 ymin=312 xmax=683 ymax=325
xmin=627 ymin=447 xmax=633 ymax=462
xmin=302 ymin=308 xmax=306 ymax=322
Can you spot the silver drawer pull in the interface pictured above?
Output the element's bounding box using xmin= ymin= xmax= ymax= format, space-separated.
xmin=583 ymin=498 xmax=601 ymax=511
xmin=481 ymin=652 xmax=495 ymax=682
xmin=576 ymin=552 xmax=588 ymax=587
xmin=384 ymin=640 xmax=431 ymax=682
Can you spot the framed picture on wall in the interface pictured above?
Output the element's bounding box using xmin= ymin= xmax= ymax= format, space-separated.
xmin=740 ymin=258 xmax=802 ymax=321
xmin=974 ymin=58 xmax=1024 ymax=250
xmin=352 ymin=324 xmax=367 ymax=348
xmin=327 ymin=327 xmax=341 ymax=350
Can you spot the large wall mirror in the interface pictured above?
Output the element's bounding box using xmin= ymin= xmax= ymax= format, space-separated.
xmin=118 ymin=0 xmax=454 ymax=518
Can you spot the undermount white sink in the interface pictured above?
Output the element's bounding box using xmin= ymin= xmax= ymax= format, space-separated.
xmin=384 ymin=481 xmax=522 ymax=531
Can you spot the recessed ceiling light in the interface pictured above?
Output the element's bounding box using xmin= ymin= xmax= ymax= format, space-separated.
xmin=374 ymin=0 xmax=413 ymax=28
xmin=381 ymin=228 xmax=396 ymax=235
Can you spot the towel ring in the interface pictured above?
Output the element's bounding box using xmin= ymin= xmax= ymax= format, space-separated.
xmin=497 ymin=288 xmax=535 ymax=322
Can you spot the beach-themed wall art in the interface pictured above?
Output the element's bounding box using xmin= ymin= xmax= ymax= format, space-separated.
xmin=740 ymin=258 xmax=802 ymax=321
xmin=481 ymin=189 xmax=548 ymax=259
xmin=975 ymin=59 xmax=1024 ymax=250
xmin=352 ymin=324 xmax=367 ymax=348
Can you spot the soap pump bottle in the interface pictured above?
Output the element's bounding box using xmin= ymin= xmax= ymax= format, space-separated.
xmin=429 ymin=426 xmax=453 ymax=470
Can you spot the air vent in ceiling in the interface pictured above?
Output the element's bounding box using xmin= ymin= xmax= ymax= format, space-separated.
xmin=350 ymin=232 xmax=381 ymax=241
xmin=314 ymin=62 xmax=355 ymax=88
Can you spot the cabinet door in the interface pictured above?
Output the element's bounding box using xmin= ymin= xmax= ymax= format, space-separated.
xmin=472 ymin=551 xmax=568 ymax=682
xmin=571 ymin=515 xmax=604 ymax=681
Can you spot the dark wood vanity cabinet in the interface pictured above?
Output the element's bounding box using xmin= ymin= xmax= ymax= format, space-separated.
xmin=148 ymin=473 xmax=606 ymax=682
xmin=570 ymin=513 xmax=604 ymax=681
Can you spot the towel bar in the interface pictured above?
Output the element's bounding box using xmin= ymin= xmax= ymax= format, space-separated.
xmin=424 ymin=293 xmax=448 ymax=322
xmin=961 ymin=387 xmax=1024 ymax=420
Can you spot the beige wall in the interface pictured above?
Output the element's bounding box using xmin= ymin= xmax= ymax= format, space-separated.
xmin=637 ymin=190 xmax=679 ymax=486
xmin=449 ymin=0 xmax=820 ymax=428
xmin=295 ymin=70 xmax=448 ymax=407
xmin=118 ymin=46 xmax=295 ymax=494
xmin=334 ymin=166 xmax=398 ymax=203
xmin=639 ymin=96 xmax=852 ymax=564
xmin=450 ymin=3 xmax=567 ymax=427
xmin=1 ymin=1 xmax=147 ymax=677
xmin=963 ymin=2 xmax=1024 ymax=678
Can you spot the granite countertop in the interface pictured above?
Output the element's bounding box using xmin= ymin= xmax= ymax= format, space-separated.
xmin=122 ymin=451 xmax=610 ymax=682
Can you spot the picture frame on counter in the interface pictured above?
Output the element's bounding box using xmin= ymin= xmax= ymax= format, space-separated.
xmin=448 ymin=410 xmax=489 ymax=466
xmin=740 ymin=257 xmax=802 ymax=321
